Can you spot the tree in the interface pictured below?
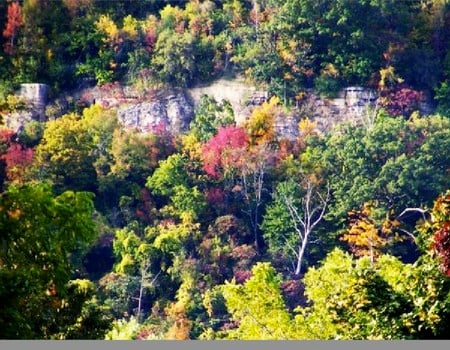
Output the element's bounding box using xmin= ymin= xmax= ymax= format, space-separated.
xmin=0 ymin=183 xmax=98 ymax=338
xmin=0 ymin=142 xmax=33 ymax=185
xmin=300 ymin=206 xmax=450 ymax=340
xmin=201 ymin=125 xmax=248 ymax=179
xmin=151 ymin=30 xmax=197 ymax=87
xmin=146 ymin=153 xmax=190 ymax=197
xmin=340 ymin=202 xmax=400 ymax=265
xmin=48 ymin=279 xmax=113 ymax=339
xmin=100 ymin=127 xmax=176 ymax=216
xmin=10 ymin=0 xmax=69 ymax=85
xmin=244 ymin=96 xmax=278 ymax=146
xmin=33 ymin=113 xmax=97 ymax=193
xmin=2 ymin=2 xmax=22 ymax=55
xmin=0 ymin=127 xmax=33 ymax=187
xmin=221 ymin=262 xmax=296 ymax=339
xmin=302 ymin=112 xmax=450 ymax=232
xmin=235 ymin=142 xmax=277 ymax=252
xmin=428 ymin=191 xmax=450 ymax=276
xmin=434 ymin=81 xmax=450 ymax=116
xmin=81 ymin=104 xmax=118 ymax=179
xmin=110 ymin=227 xmax=160 ymax=321
xmin=379 ymin=86 xmax=424 ymax=118
xmin=302 ymin=249 xmax=411 ymax=339
xmin=189 ymin=95 xmax=235 ymax=142
xmin=198 ymin=215 xmax=255 ymax=285
xmin=262 ymin=176 xmax=330 ymax=275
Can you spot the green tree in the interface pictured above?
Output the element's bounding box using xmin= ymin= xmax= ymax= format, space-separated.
xmin=146 ymin=154 xmax=189 ymax=197
xmin=0 ymin=183 xmax=99 ymax=338
xmin=221 ymin=262 xmax=296 ymax=339
xmin=189 ymin=95 xmax=235 ymax=142
xmin=302 ymin=112 xmax=450 ymax=231
xmin=10 ymin=0 xmax=70 ymax=86
xmin=108 ymin=227 xmax=160 ymax=321
xmin=33 ymin=113 xmax=97 ymax=193
xmin=301 ymin=205 xmax=450 ymax=340
xmin=81 ymin=105 xmax=118 ymax=180
xmin=151 ymin=30 xmax=196 ymax=87
xmin=302 ymin=248 xmax=410 ymax=339
xmin=276 ymin=0 xmax=415 ymax=88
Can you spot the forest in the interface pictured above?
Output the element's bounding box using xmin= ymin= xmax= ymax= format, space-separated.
xmin=0 ymin=0 xmax=450 ymax=340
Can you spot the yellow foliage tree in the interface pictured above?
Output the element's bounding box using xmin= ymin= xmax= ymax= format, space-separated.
xmin=95 ymin=14 xmax=120 ymax=44
xmin=340 ymin=202 xmax=401 ymax=264
xmin=244 ymin=96 xmax=279 ymax=146
xmin=378 ymin=65 xmax=403 ymax=91
xmin=122 ymin=15 xmax=139 ymax=40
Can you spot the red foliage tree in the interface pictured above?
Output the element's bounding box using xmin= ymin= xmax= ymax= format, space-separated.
xmin=379 ymin=86 xmax=424 ymax=117
xmin=205 ymin=187 xmax=225 ymax=206
xmin=144 ymin=28 xmax=157 ymax=54
xmin=1 ymin=142 xmax=34 ymax=184
xmin=0 ymin=128 xmax=15 ymax=144
xmin=3 ymin=2 xmax=22 ymax=55
xmin=202 ymin=125 xmax=248 ymax=179
xmin=280 ymin=279 xmax=306 ymax=311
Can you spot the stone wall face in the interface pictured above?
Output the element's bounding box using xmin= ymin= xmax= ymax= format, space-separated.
xmin=188 ymin=78 xmax=261 ymax=124
xmin=117 ymin=92 xmax=194 ymax=134
xmin=19 ymin=83 xmax=49 ymax=121
xmin=3 ymin=84 xmax=49 ymax=132
xmin=297 ymin=87 xmax=378 ymax=134
xmin=7 ymin=81 xmax=433 ymax=139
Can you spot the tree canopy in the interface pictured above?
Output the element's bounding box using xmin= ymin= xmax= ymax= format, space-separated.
xmin=0 ymin=0 xmax=450 ymax=340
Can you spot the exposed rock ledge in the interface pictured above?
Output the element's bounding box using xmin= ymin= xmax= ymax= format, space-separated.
xmin=116 ymin=92 xmax=194 ymax=134
xmin=4 ymin=80 xmax=433 ymax=140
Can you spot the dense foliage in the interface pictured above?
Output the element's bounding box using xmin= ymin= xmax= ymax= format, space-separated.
xmin=0 ymin=0 xmax=450 ymax=340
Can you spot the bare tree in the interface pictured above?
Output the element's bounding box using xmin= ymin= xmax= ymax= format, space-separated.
xmin=280 ymin=179 xmax=330 ymax=275
xmin=238 ymin=143 xmax=276 ymax=253
xmin=134 ymin=258 xmax=161 ymax=323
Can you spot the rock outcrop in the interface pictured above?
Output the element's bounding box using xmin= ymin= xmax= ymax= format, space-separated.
xmin=298 ymin=87 xmax=378 ymax=133
xmin=3 ymin=83 xmax=49 ymax=133
xmin=188 ymin=78 xmax=267 ymax=124
xmin=116 ymin=92 xmax=194 ymax=134
xmin=3 ymin=79 xmax=434 ymax=140
xmin=19 ymin=83 xmax=49 ymax=121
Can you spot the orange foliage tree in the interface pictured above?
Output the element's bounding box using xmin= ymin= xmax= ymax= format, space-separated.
xmin=430 ymin=192 xmax=450 ymax=276
xmin=2 ymin=1 xmax=22 ymax=55
xmin=340 ymin=202 xmax=402 ymax=264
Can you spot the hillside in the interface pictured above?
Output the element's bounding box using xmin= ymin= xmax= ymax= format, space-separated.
xmin=0 ymin=0 xmax=450 ymax=340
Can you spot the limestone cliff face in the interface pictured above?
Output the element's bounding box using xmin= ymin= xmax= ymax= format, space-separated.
xmin=19 ymin=83 xmax=49 ymax=120
xmin=117 ymin=92 xmax=194 ymax=134
xmin=2 ymin=83 xmax=379 ymax=138
xmin=298 ymin=87 xmax=378 ymax=134
xmin=187 ymin=81 xmax=381 ymax=138
xmin=188 ymin=78 xmax=265 ymax=124
xmin=3 ymin=84 xmax=49 ymax=132
xmin=5 ymin=80 xmax=433 ymax=139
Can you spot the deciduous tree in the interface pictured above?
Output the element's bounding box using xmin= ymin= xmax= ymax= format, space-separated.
xmin=0 ymin=183 xmax=98 ymax=338
xmin=33 ymin=113 xmax=97 ymax=193
xmin=2 ymin=2 xmax=22 ymax=55
xmin=262 ymin=176 xmax=329 ymax=275
xmin=221 ymin=262 xmax=295 ymax=339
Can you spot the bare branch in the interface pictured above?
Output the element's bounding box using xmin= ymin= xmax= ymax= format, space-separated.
xmin=397 ymin=207 xmax=429 ymax=221
xmin=397 ymin=228 xmax=417 ymax=243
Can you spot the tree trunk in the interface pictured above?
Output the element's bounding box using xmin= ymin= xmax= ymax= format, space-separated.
xmin=295 ymin=240 xmax=307 ymax=275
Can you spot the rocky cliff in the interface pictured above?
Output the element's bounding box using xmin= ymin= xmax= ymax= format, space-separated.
xmin=3 ymin=83 xmax=49 ymax=132
xmin=117 ymin=92 xmax=194 ymax=134
xmin=4 ymin=79 xmax=433 ymax=139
